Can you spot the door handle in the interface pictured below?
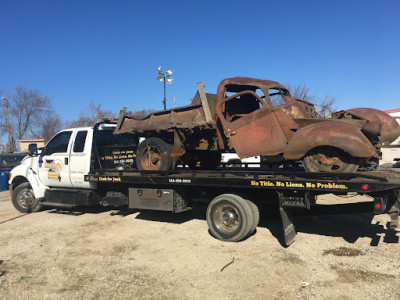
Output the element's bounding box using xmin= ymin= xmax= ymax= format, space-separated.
xmin=45 ymin=159 xmax=54 ymax=163
xmin=65 ymin=158 xmax=68 ymax=165
xmin=230 ymin=132 xmax=237 ymax=136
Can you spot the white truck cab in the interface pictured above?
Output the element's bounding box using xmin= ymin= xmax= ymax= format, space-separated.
xmin=10 ymin=127 xmax=94 ymax=199
xmin=9 ymin=121 xmax=138 ymax=212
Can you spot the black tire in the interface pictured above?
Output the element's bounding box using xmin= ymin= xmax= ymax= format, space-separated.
xmin=246 ymin=200 xmax=260 ymax=234
xmin=136 ymin=137 xmax=173 ymax=171
xmin=184 ymin=151 xmax=221 ymax=170
xmin=206 ymin=194 xmax=254 ymax=242
xmin=227 ymin=159 xmax=242 ymax=168
xmin=302 ymin=147 xmax=360 ymax=173
xmin=11 ymin=182 xmax=41 ymax=213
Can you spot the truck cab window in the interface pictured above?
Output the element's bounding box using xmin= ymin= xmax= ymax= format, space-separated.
xmin=73 ymin=131 xmax=88 ymax=153
xmin=269 ymin=88 xmax=288 ymax=107
xmin=224 ymin=89 xmax=265 ymax=122
xmin=43 ymin=131 xmax=72 ymax=155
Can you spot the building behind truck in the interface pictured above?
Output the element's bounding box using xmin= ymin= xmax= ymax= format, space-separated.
xmin=381 ymin=109 xmax=400 ymax=167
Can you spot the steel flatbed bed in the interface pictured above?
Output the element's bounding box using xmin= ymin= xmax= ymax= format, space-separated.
xmin=86 ymin=168 xmax=400 ymax=245
xmin=87 ymin=168 xmax=400 ymax=193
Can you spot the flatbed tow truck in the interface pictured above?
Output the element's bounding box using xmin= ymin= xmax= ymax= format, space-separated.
xmin=9 ymin=120 xmax=400 ymax=246
xmin=85 ymin=168 xmax=400 ymax=245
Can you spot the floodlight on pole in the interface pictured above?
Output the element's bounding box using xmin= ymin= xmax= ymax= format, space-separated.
xmin=156 ymin=66 xmax=174 ymax=110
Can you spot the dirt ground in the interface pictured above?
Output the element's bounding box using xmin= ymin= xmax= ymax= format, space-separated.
xmin=0 ymin=190 xmax=399 ymax=299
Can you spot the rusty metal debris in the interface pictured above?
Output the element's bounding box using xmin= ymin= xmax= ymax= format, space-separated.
xmin=114 ymin=77 xmax=400 ymax=172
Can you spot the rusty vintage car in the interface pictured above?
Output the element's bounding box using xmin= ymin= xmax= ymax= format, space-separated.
xmin=114 ymin=77 xmax=400 ymax=172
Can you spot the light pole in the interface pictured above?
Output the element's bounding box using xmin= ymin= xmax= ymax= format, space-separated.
xmin=2 ymin=97 xmax=12 ymax=152
xmin=156 ymin=66 xmax=174 ymax=110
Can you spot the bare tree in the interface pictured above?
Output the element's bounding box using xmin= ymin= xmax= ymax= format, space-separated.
xmin=38 ymin=115 xmax=64 ymax=143
xmin=127 ymin=108 xmax=156 ymax=118
xmin=0 ymin=87 xmax=61 ymax=150
xmin=8 ymin=87 xmax=52 ymax=140
xmin=67 ymin=101 xmax=115 ymax=128
xmin=285 ymin=83 xmax=336 ymax=117
xmin=315 ymin=95 xmax=337 ymax=117
xmin=285 ymin=83 xmax=315 ymax=102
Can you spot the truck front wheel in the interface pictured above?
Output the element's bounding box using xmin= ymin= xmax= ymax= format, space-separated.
xmin=12 ymin=182 xmax=42 ymax=213
xmin=136 ymin=137 xmax=173 ymax=171
xmin=206 ymin=194 xmax=255 ymax=242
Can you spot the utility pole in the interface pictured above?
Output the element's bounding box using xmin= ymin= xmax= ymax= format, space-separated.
xmin=2 ymin=97 xmax=12 ymax=152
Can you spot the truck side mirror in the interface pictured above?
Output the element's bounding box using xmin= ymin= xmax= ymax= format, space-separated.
xmin=28 ymin=143 xmax=38 ymax=156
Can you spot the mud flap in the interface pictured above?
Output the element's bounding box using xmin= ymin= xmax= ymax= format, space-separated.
xmin=278 ymin=196 xmax=297 ymax=246
xmin=388 ymin=190 xmax=400 ymax=230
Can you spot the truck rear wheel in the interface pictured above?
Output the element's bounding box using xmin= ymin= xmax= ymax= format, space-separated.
xmin=206 ymin=194 xmax=254 ymax=242
xmin=246 ymin=199 xmax=260 ymax=234
xmin=136 ymin=137 xmax=173 ymax=171
xmin=12 ymin=182 xmax=41 ymax=213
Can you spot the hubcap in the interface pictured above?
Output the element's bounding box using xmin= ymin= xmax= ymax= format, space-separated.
xmin=141 ymin=146 xmax=161 ymax=170
xmin=214 ymin=205 xmax=240 ymax=233
xmin=312 ymin=153 xmax=343 ymax=171
xmin=309 ymin=149 xmax=349 ymax=172
xmin=18 ymin=189 xmax=35 ymax=209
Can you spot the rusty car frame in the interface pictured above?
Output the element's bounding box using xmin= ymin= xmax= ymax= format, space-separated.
xmin=114 ymin=77 xmax=400 ymax=172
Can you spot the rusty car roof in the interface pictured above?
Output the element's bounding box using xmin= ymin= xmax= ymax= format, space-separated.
xmin=217 ymin=77 xmax=289 ymax=92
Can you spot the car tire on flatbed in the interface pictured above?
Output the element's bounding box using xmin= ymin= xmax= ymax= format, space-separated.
xmin=136 ymin=137 xmax=173 ymax=171
xmin=302 ymin=147 xmax=360 ymax=173
xmin=206 ymin=194 xmax=255 ymax=242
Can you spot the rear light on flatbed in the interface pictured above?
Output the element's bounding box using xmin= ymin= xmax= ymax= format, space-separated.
xmin=373 ymin=197 xmax=387 ymax=214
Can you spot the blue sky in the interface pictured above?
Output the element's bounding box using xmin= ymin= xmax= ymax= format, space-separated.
xmin=0 ymin=0 xmax=399 ymax=122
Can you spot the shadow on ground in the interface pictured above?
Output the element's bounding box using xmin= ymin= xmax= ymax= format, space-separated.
xmin=44 ymin=201 xmax=398 ymax=247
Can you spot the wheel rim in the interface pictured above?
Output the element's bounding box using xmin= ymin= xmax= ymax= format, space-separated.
xmin=213 ymin=205 xmax=240 ymax=234
xmin=141 ymin=146 xmax=162 ymax=170
xmin=17 ymin=188 xmax=35 ymax=209
xmin=308 ymin=149 xmax=350 ymax=172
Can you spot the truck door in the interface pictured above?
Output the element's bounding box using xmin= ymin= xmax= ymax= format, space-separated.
xmin=38 ymin=130 xmax=73 ymax=187
xmin=217 ymin=90 xmax=287 ymax=158
xmin=69 ymin=129 xmax=92 ymax=189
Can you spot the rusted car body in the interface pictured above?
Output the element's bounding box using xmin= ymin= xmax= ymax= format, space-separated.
xmin=114 ymin=77 xmax=400 ymax=172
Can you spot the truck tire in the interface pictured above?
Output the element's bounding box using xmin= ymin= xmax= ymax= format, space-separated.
xmin=246 ymin=199 xmax=260 ymax=234
xmin=227 ymin=159 xmax=242 ymax=168
xmin=12 ymin=182 xmax=42 ymax=213
xmin=136 ymin=137 xmax=173 ymax=171
xmin=302 ymin=147 xmax=360 ymax=173
xmin=206 ymin=194 xmax=254 ymax=242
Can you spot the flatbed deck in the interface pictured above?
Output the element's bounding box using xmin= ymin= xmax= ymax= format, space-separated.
xmin=85 ymin=168 xmax=400 ymax=245
xmin=87 ymin=168 xmax=400 ymax=194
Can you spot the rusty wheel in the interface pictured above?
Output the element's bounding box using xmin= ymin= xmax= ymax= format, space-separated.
xmin=136 ymin=137 xmax=172 ymax=171
xmin=303 ymin=147 xmax=359 ymax=173
xmin=141 ymin=146 xmax=162 ymax=170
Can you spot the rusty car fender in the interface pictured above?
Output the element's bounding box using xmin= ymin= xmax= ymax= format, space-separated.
xmin=283 ymin=120 xmax=377 ymax=160
xmin=333 ymin=108 xmax=400 ymax=145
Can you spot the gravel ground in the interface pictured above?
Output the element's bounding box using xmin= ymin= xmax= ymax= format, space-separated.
xmin=0 ymin=190 xmax=399 ymax=299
